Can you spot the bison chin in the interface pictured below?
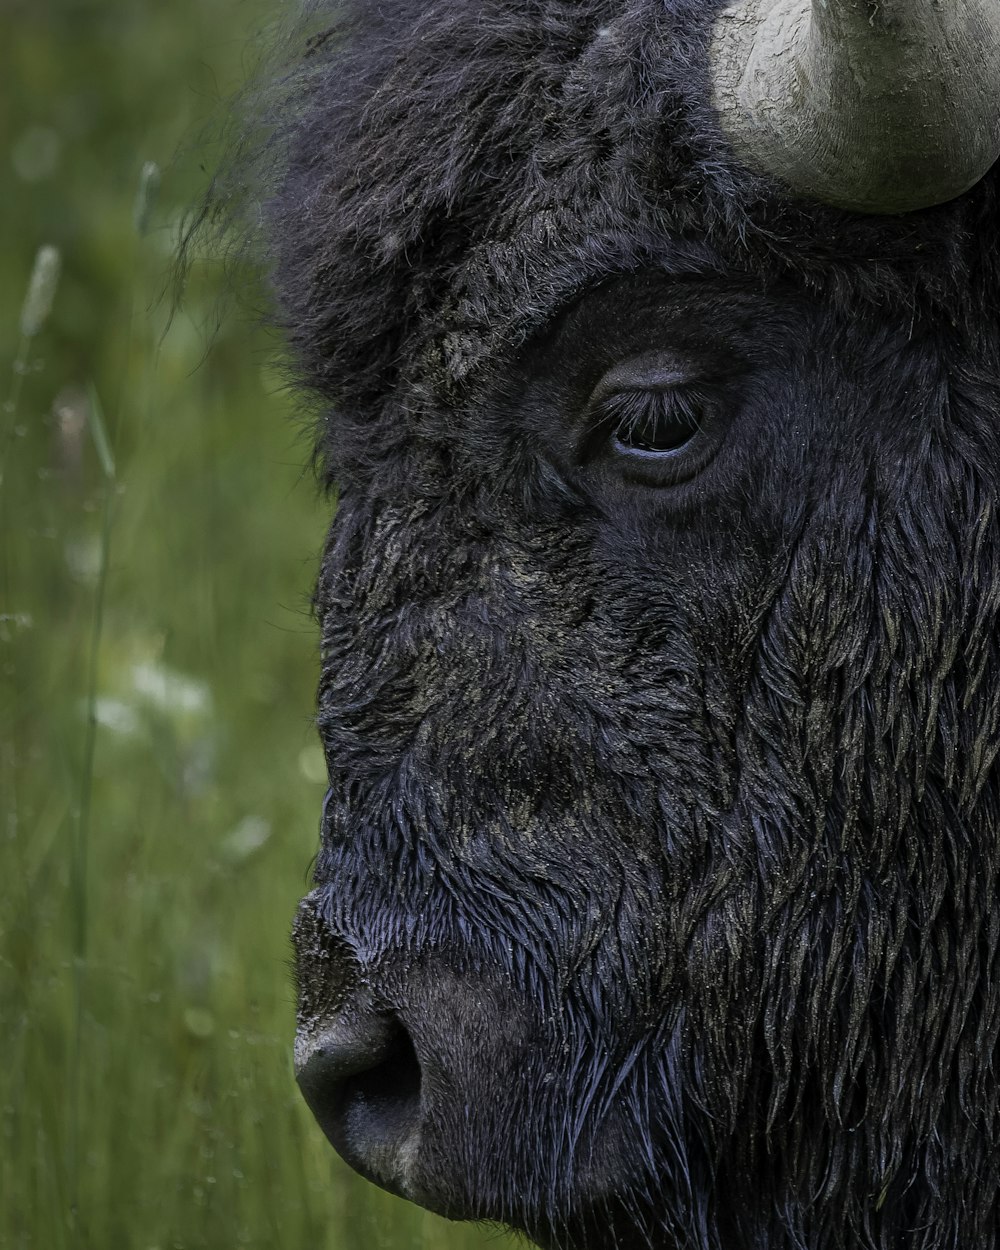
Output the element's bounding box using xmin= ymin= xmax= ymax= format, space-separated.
xmin=291 ymin=890 xmax=673 ymax=1247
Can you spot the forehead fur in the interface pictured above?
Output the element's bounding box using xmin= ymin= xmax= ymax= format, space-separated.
xmin=264 ymin=0 xmax=999 ymax=424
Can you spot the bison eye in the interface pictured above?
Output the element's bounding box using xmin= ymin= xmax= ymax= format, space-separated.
xmin=566 ymin=351 xmax=730 ymax=486
xmin=603 ymin=388 xmax=703 ymax=458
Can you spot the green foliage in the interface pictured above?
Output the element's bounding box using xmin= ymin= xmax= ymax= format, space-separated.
xmin=0 ymin=3 xmax=519 ymax=1248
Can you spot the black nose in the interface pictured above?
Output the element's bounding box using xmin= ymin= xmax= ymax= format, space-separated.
xmin=295 ymin=993 xmax=423 ymax=1198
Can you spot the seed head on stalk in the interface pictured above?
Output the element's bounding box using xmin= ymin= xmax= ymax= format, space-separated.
xmin=19 ymin=245 xmax=61 ymax=340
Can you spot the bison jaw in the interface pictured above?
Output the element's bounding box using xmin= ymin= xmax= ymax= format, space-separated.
xmin=710 ymin=0 xmax=1000 ymax=213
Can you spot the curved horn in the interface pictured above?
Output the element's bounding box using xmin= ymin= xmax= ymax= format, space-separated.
xmin=710 ymin=0 xmax=1000 ymax=214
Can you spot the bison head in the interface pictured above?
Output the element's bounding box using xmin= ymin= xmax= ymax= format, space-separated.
xmin=259 ymin=1 xmax=1000 ymax=1246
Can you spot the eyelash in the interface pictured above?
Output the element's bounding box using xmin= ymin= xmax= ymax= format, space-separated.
xmin=590 ymin=387 xmax=708 ymax=458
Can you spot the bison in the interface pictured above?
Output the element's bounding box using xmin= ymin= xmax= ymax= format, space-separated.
xmin=244 ymin=0 xmax=1000 ymax=1245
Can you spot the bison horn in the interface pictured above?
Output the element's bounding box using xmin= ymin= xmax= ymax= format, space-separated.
xmin=709 ymin=0 xmax=1000 ymax=214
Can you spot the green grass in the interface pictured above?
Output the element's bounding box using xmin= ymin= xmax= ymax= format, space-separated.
xmin=1 ymin=3 xmax=520 ymax=1247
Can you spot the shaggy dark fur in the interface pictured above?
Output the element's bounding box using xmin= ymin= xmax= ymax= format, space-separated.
xmin=251 ymin=1 xmax=1000 ymax=1246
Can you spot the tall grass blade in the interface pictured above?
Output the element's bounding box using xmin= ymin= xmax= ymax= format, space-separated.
xmin=85 ymin=382 xmax=117 ymax=483
xmin=69 ymin=385 xmax=118 ymax=1246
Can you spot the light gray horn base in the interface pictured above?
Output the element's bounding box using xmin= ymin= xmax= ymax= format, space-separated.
xmin=711 ymin=0 xmax=1000 ymax=215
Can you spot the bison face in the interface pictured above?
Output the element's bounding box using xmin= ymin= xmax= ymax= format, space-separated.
xmin=290 ymin=268 xmax=1000 ymax=1248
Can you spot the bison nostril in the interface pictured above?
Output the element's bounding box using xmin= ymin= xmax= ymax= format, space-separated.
xmin=337 ymin=1024 xmax=421 ymax=1129
xmin=295 ymin=1011 xmax=423 ymax=1196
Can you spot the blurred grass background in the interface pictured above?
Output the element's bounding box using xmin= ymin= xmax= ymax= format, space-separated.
xmin=0 ymin=2 xmax=519 ymax=1247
